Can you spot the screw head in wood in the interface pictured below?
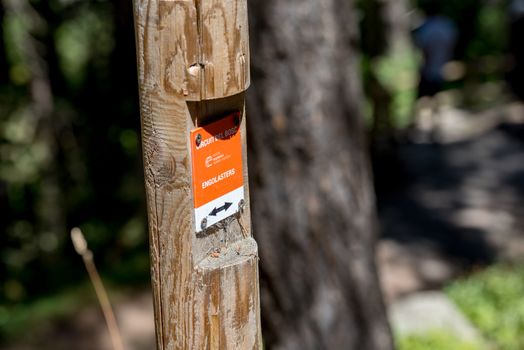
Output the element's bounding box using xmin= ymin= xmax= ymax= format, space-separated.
xmin=196 ymin=133 xmax=202 ymax=147
xmin=201 ymin=217 xmax=207 ymax=230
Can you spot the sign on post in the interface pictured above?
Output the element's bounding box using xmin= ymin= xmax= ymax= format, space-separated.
xmin=190 ymin=112 xmax=244 ymax=232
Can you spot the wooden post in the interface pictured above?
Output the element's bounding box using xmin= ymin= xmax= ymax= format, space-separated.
xmin=132 ymin=1 xmax=262 ymax=349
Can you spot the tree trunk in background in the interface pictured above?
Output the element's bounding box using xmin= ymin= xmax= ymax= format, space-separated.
xmin=5 ymin=0 xmax=67 ymax=291
xmin=382 ymin=0 xmax=412 ymax=54
xmin=247 ymin=0 xmax=394 ymax=349
xmin=29 ymin=0 xmax=66 ymax=96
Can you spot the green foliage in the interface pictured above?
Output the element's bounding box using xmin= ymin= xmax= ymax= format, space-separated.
xmin=361 ymin=0 xmax=511 ymax=132
xmin=397 ymin=331 xmax=482 ymax=350
xmin=4 ymin=10 xmax=31 ymax=85
xmin=447 ymin=265 xmax=524 ymax=350
xmin=467 ymin=4 xmax=508 ymax=60
xmin=373 ymin=49 xmax=419 ymax=129
xmin=0 ymin=0 xmax=146 ymax=308
xmin=55 ymin=8 xmax=114 ymax=87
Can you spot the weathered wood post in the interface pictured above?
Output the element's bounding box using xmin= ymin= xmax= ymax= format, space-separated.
xmin=132 ymin=1 xmax=262 ymax=348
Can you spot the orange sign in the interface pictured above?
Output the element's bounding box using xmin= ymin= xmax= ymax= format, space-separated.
xmin=190 ymin=112 xmax=244 ymax=232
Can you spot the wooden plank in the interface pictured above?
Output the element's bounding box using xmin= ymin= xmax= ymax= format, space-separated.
xmin=133 ymin=0 xmax=261 ymax=348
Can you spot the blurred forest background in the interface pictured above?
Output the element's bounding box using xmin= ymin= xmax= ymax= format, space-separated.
xmin=2 ymin=0 xmax=524 ymax=349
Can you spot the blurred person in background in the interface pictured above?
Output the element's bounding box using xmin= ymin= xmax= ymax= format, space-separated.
xmin=411 ymin=1 xmax=458 ymax=141
xmin=509 ymin=0 xmax=524 ymax=100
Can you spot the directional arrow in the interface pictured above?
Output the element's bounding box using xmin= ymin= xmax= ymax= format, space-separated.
xmin=209 ymin=202 xmax=233 ymax=216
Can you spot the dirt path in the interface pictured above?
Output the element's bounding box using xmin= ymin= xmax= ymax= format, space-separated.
xmin=376 ymin=102 xmax=524 ymax=302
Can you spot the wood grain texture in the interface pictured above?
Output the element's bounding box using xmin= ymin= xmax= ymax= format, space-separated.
xmin=200 ymin=0 xmax=250 ymax=99
xmin=136 ymin=0 xmax=249 ymax=102
xmin=133 ymin=0 xmax=261 ymax=348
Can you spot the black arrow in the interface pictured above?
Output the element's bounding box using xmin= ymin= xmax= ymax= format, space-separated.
xmin=209 ymin=202 xmax=233 ymax=216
